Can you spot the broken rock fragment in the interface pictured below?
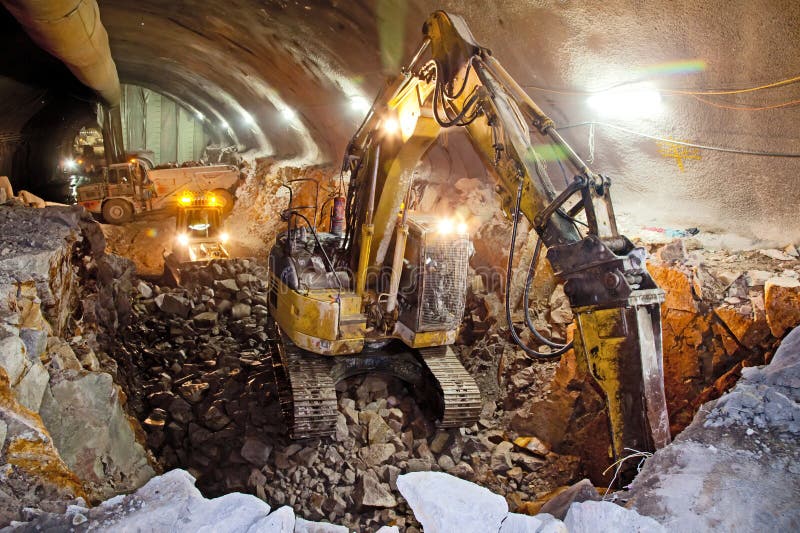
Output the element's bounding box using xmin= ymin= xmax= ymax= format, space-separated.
xmin=764 ymin=277 xmax=800 ymax=337
xmin=155 ymin=293 xmax=192 ymax=319
xmin=396 ymin=471 xmax=509 ymax=533
xmin=355 ymin=470 xmax=397 ymax=508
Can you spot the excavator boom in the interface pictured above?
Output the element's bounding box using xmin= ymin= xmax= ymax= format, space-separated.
xmin=341 ymin=11 xmax=671 ymax=482
xmin=272 ymin=10 xmax=670 ymax=485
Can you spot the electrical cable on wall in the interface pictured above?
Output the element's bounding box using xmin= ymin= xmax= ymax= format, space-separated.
xmin=558 ymin=121 xmax=800 ymax=158
xmin=524 ymin=73 xmax=800 ymax=96
xmin=524 ymin=73 xmax=800 ymax=111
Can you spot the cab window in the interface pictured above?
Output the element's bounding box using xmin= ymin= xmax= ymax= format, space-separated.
xmin=183 ymin=209 xmax=221 ymax=238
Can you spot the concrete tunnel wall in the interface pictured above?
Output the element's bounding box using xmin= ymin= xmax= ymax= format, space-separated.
xmin=0 ymin=0 xmax=798 ymax=243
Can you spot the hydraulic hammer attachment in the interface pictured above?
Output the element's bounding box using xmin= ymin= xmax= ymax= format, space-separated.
xmin=548 ymin=235 xmax=671 ymax=485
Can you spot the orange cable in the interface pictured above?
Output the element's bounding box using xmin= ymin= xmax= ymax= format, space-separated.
xmin=524 ymin=73 xmax=800 ymax=96
xmin=689 ymin=94 xmax=800 ymax=110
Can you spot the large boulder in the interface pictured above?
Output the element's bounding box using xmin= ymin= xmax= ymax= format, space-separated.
xmin=564 ymin=501 xmax=664 ymax=532
xmin=38 ymin=370 xmax=154 ymax=501
xmin=396 ymin=472 xmax=509 ymax=533
xmin=6 ymin=469 xmax=354 ymax=532
xmin=764 ymin=276 xmax=800 ymax=338
xmin=627 ymin=326 xmax=800 ymax=531
xmin=395 ymin=471 xmax=673 ymax=533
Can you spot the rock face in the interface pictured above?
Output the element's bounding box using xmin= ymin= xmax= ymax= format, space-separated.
xmin=0 ymin=367 xmax=86 ymax=525
xmin=0 ymin=205 xmax=155 ymax=524
xmin=627 ymin=326 xmax=800 ymax=531
xmin=39 ymin=371 xmax=154 ymax=501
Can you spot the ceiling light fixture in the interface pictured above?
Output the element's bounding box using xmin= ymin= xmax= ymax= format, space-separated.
xmin=281 ymin=107 xmax=297 ymax=122
xmin=587 ymin=85 xmax=663 ymax=118
xmin=350 ymin=96 xmax=370 ymax=114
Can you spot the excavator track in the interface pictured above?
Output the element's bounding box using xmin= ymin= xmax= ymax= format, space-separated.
xmin=273 ymin=337 xmax=338 ymax=439
xmin=273 ymin=331 xmax=482 ymax=438
xmin=418 ymin=346 xmax=482 ymax=428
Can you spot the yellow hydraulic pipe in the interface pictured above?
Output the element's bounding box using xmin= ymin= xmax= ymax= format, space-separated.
xmin=385 ymin=223 xmax=409 ymax=312
xmin=355 ymin=224 xmax=374 ymax=296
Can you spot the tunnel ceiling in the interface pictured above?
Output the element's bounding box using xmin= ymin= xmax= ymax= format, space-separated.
xmin=2 ymin=0 xmax=800 ymax=241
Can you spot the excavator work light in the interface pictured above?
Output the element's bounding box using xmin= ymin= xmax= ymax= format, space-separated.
xmin=220 ymin=232 xmax=229 ymax=243
xmin=436 ymin=218 xmax=455 ymax=234
xmin=179 ymin=194 xmax=193 ymax=206
xmin=176 ymin=233 xmax=189 ymax=246
xmin=382 ymin=118 xmax=400 ymax=135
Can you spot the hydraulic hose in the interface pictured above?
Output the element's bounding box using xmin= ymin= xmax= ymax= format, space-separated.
xmin=522 ymin=236 xmax=573 ymax=350
xmin=505 ymin=179 xmax=572 ymax=359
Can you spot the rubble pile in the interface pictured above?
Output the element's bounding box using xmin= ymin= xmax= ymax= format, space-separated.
xmin=11 ymin=325 xmax=800 ymax=532
xmin=120 ymin=259 xmax=581 ymax=531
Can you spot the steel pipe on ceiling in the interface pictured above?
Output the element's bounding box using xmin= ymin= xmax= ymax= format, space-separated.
xmin=2 ymin=0 xmax=125 ymax=161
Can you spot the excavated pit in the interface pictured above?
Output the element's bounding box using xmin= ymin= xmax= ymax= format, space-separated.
xmin=111 ymin=258 xmax=583 ymax=531
xmin=72 ymin=159 xmax=800 ymax=531
xmin=0 ymin=163 xmax=799 ymax=530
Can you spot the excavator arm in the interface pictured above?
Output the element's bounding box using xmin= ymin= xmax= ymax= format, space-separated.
xmin=342 ymin=11 xmax=671 ymax=484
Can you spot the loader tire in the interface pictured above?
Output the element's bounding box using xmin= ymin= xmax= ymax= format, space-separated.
xmin=102 ymin=199 xmax=134 ymax=224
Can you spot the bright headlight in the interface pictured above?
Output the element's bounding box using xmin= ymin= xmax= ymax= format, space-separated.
xmin=437 ymin=218 xmax=455 ymax=235
xmin=177 ymin=233 xmax=189 ymax=246
xmin=220 ymin=232 xmax=229 ymax=243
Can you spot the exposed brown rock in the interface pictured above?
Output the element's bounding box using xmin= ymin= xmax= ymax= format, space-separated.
xmin=0 ymin=367 xmax=87 ymax=524
xmin=764 ymin=277 xmax=800 ymax=338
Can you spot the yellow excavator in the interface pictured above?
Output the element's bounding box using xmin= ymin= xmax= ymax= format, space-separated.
xmin=268 ymin=11 xmax=670 ymax=483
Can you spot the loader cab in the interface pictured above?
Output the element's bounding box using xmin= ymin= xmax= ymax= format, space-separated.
xmin=104 ymin=163 xmax=136 ymax=196
xmin=172 ymin=192 xmax=230 ymax=264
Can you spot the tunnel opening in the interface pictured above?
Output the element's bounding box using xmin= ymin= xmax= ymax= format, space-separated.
xmin=61 ymin=125 xmax=105 ymax=203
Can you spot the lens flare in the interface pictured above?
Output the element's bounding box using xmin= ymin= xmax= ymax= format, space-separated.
xmin=587 ymin=84 xmax=662 ymax=118
xmin=437 ymin=218 xmax=455 ymax=235
xmin=383 ymin=118 xmax=400 ymax=135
